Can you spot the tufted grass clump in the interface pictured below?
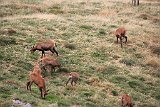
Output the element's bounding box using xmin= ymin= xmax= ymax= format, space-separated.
xmin=151 ymin=47 xmax=160 ymax=55
xmin=120 ymin=58 xmax=136 ymax=66
xmin=0 ymin=100 xmax=12 ymax=107
xmin=110 ymin=75 xmax=128 ymax=84
xmin=128 ymin=80 xmax=153 ymax=94
xmin=80 ymin=91 xmax=94 ymax=97
xmin=2 ymin=54 xmax=14 ymax=61
xmin=0 ymin=51 xmax=4 ymax=61
xmin=56 ymin=67 xmax=70 ymax=73
xmin=111 ymin=90 xmax=118 ymax=96
xmin=98 ymin=28 xmax=106 ymax=35
xmin=15 ymin=60 xmax=33 ymax=71
xmin=64 ymin=43 xmax=76 ymax=50
xmin=48 ymin=6 xmax=64 ymax=14
xmin=0 ymin=36 xmax=17 ymax=46
xmin=128 ymin=80 xmax=142 ymax=89
xmin=102 ymin=65 xmax=119 ymax=75
xmin=80 ymin=25 xmax=93 ymax=30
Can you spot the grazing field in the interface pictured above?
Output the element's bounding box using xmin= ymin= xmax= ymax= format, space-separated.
xmin=0 ymin=0 xmax=160 ymax=107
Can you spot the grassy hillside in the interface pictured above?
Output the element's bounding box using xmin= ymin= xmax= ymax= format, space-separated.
xmin=0 ymin=0 xmax=160 ymax=107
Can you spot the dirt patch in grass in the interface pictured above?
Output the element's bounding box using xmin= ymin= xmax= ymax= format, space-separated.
xmin=138 ymin=13 xmax=151 ymax=20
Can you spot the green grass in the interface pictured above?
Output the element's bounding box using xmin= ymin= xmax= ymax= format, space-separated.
xmin=111 ymin=90 xmax=118 ymax=96
xmin=48 ymin=6 xmax=64 ymax=14
xmin=80 ymin=25 xmax=93 ymax=30
xmin=120 ymin=58 xmax=136 ymax=66
xmin=0 ymin=0 xmax=160 ymax=107
xmin=0 ymin=36 xmax=17 ymax=46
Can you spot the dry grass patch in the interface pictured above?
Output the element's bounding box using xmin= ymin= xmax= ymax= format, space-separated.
xmin=138 ymin=13 xmax=160 ymax=24
xmin=148 ymin=36 xmax=160 ymax=55
xmin=64 ymin=43 xmax=76 ymax=50
xmin=152 ymin=16 xmax=160 ymax=24
xmin=144 ymin=0 xmax=160 ymax=2
xmin=98 ymin=8 xmax=117 ymax=17
xmin=0 ymin=28 xmax=17 ymax=35
xmin=96 ymin=65 xmax=107 ymax=72
xmin=151 ymin=46 xmax=160 ymax=55
xmin=87 ymin=76 xmax=100 ymax=84
xmin=0 ymin=3 xmax=43 ymax=17
xmin=146 ymin=58 xmax=160 ymax=68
